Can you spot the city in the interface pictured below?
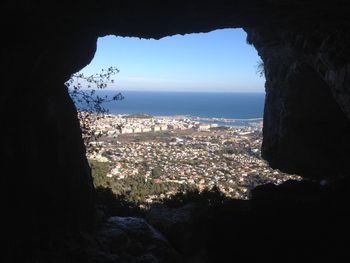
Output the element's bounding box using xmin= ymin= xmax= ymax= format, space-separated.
xmin=87 ymin=114 xmax=301 ymax=203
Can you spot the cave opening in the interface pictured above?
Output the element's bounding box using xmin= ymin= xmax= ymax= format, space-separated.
xmin=5 ymin=2 xmax=350 ymax=262
xmin=68 ymin=28 xmax=301 ymax=210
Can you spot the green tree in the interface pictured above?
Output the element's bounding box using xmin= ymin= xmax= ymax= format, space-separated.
xmin=151 ymin=166 xmax=164 ymax=179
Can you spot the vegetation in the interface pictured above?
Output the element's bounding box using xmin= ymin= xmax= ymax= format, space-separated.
xmin=256 ymin=59 xmax=265 ymax=78
xmin=214 ymin=144 xmax=248 ymax=155
xmin=209 ymin=126 xmax=230 ymax=131
xmin=89 ymin=160 xmax=112 ymax=187
xmin=161 ymin=185 xmax=228 ymax=208
xmin=89 ymin=160 xmax=196 ymax=205
xmin=66 ymin=67 xmax=235 ymax=217
xmin=89 ymin=160 xmax=230 ymax=216
xmin=151 ymin=166 xmax=164 ymax=179
xmin=123 ymin=113 xmax=153 ymax=119
xmin=95 ymin=186 xmax=144 ymax=217
xmin=65 ymin=67 xmax=123 ymax=153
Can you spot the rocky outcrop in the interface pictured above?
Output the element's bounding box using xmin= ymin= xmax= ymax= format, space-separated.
xmin=96 ymin=217 xmax=182 ymax=263
xmin=139 ymin=179 xmax=348 ymax=263
xmin=246 ymin=27 xmax=350 ymax=179
xmin=3 ymin=0 xmax=350 ymax=261
xmin=146 ymin=203 xmax=209 ymax=262
xmin=206 ymin=178 xmax=350 ymax=262
xmin=247 ymin=27 xmax=350 ymax=179
xmin=31 ymin=216 xmax=182 ymax=263
xmin=2 ymin=28 xmax=99 ymax=260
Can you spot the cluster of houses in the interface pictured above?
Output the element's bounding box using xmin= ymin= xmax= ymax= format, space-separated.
xmin=91 ymin=114 xmax=216 ymax=136
xmin=88 ymin=122 xmax=301 ymax=200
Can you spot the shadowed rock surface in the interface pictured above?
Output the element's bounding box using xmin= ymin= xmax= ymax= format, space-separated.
xmin=2 ymin=1 xmax=350 ymax=262
xmin=246 ymin=27 xmax=350 ymax=178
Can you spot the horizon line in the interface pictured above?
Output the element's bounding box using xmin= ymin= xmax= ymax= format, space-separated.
xmin=103 ymin=89 xmax=265 ymax=94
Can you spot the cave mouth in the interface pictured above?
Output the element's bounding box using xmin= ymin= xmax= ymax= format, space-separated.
xmin=68 ymin=28 xmax=301 ymax=207
xmin=6 ymin=2 xmax=350 ymax=262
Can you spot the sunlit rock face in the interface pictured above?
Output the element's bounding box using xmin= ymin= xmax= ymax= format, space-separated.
xmin=2 ymin=0 xmax=350 ymax=256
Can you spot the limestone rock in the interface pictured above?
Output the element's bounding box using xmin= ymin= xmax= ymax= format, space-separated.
xmin=246 ymin=27 xmax=350 ymax=179
xmin=96 ymin=217 xmax=183 ymax=263
xmin=4 ymin=1 xmax=350 ymax=261
xmin=146 ymin=203 xmax=209 ymax=261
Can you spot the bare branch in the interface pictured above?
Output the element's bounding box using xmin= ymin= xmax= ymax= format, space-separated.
xmin=65 ymin=67 xmax=123 ymax=153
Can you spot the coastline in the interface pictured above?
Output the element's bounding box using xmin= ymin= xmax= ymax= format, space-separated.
xmin=109 ymin=112 xmax=263 ymax=128
xmin=101 ymin=90 xmax=265 ymax=120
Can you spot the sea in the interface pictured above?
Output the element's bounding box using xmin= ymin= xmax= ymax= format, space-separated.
xmin=97 ymin=90 xmax=265 ymax=126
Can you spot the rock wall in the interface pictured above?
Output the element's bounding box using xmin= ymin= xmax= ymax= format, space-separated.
xmin=2 ymin=28 xmax=99 ymax=257
xmin=246 ymin=27 xmax=350 ymax=179
xmin=2 ymin=0 xmax=350 ymax=260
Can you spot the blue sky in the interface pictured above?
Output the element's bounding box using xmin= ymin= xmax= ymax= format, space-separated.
xmin=81 ymin=28 xmax=265 ymax=93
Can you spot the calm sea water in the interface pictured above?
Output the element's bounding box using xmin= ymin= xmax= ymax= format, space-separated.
xmin=99 ymin=91 xmax=265 ymax=119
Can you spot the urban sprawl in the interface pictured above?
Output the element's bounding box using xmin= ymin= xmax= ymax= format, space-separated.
xmin=88 ymin=114 xmax=301 ymax=201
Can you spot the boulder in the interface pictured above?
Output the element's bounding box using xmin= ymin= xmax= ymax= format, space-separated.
xmin=146 ymin=203 xmax=209 ymax=261
xmin=96 ymin=217 xmax=183 ymax=263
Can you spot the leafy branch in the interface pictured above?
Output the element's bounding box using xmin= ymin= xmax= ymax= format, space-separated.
xmin=65 ymin=66 xmax=124 ymax=153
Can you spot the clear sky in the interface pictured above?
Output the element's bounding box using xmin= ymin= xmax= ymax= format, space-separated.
xmin=80 ymin=28 xmax=265 ymax=93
